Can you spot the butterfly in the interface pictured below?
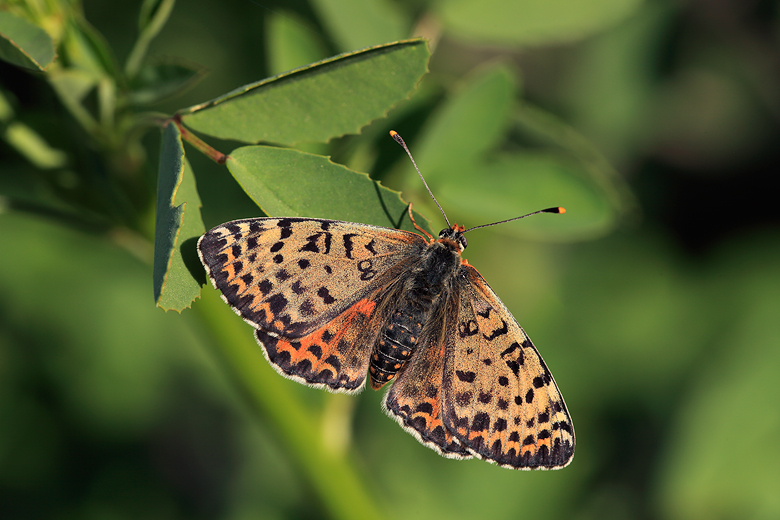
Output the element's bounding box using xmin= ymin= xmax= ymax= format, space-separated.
xmin=197 ymin=131 xmax=575 ymax=469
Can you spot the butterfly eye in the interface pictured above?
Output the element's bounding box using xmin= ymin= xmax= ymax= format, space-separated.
xmin=459 ymin=235 xmax=468 ymax=250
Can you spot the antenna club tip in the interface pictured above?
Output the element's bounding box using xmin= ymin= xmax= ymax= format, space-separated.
xmin=389 ymin=130 xmax=405 ymax=146
xmin=541 ymin=207 xmax=566 ymax=214
xmin=558 ymin=207 xmax=566 ymax=214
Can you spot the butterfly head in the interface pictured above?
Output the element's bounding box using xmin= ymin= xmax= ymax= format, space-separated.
xmin=438 ymin=224 xmax=468 ymax=251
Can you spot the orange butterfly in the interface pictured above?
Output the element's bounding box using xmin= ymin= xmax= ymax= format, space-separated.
xmin=198 ymin=132 xmax=574 ymax=469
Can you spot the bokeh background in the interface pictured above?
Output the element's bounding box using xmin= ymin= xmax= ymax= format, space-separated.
xmin=2 ymin=0 xmax=779 ymax=519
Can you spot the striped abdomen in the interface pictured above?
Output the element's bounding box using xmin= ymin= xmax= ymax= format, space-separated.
xmin=368 ymin=240 xmax=461 ymax=389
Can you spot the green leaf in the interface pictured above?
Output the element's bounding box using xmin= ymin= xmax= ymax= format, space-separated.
xmin=61 ymin=16 xmax=120 ymax=81
xmin=180 ymin=39 xmax=430 ymax=146
xmin=435 ymin=152 xmax=614 ymax=241
xmin=436 ymin=0 xmax=644 ymax=46
xmin=310 ymin=0 xmax=408 ymax=51
xmin=0 ymin=11 xmax=57 ymax=71
xmin=409 ymin=62 xmax=517 ymax=182
xmin=265 ymin=10 xmax=328 ymax=76
xmin=514 ymin=102 xmax=639 ymax=224
xmin=226 ymin=145 xmax=432 ymax=234
xmin=128 ymin=59 xmax=206 ymax=105
xmin=154 ymin=123 xmax=206 ymax=311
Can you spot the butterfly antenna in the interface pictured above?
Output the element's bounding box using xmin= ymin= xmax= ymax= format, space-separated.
xmin=464 ymin=207 xmax=566 ymax=234
xmin=390 ymin=131 xmax=451 ymax=228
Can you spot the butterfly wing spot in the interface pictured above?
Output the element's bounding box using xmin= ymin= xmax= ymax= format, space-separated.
xmin=342 ymin=233 xmax=357 ymax=259
xmin=455 ymin=370 xmax=476 ymax=383
xmin=458 ymin=320 xmax=479 ymax=338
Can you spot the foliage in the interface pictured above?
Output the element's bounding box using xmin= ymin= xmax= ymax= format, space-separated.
xmin=1 ymin=0 xmax=779 ymax=519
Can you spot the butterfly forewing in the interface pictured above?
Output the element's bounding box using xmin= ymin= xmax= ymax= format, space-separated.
xmin=198 ymin=218 xmax=425 ymax=337
xmin=441 ymin=265 xmax=575 ymax=469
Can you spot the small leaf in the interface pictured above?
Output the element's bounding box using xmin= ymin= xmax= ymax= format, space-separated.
xmin=514 ymin=102 xmax=639 ymax=223
xmin=437 ymin=0 xmax=644 ymax=46
xmin=180 ymin=39 xmax=430 ymax=145
xmin=434 ymin=152 xmax=615 ymax=241
xmin=154 ymin=123 xmax=206 ymax=311
xmin=227 ymin=145 xmax=432 ymax=234
xmin=61 ymin=16 xmax=121 ymax=81
xmin=409 ymin=63 xmax=517 ymax=182
xmin=0 ymin=11 xmax=57 ymax=71
xmin=128 ymin=59 xmax=206 ymax=105
xmin=310 ymin=0 xmax=408 ymax=51
xmin=266 ymin=10 xmax=328 ymax=75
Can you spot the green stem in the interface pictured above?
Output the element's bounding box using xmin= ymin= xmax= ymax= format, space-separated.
xmin=196 ymin=287 xmax=386 ymax=520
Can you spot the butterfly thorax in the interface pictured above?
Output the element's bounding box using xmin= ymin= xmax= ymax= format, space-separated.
xmin=369 ymin=237 xmax=462 ymax=389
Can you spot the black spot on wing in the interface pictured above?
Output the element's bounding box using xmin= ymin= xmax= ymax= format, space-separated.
xmin=456 ymin=370 xmax=476 ymax=383
xmin=343 ymin=233 xmax=357 ymax=259
xmin=483 ymin=319 xmax=508 ymax=340
xmin=317 ymin=287 xmax=336 ymax=304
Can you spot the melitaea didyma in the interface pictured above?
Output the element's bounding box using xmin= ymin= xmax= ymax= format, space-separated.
xmin=197 ymin=131 xmax=575 ymax=469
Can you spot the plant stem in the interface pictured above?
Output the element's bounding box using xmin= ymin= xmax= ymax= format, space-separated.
xmin=196 ymin=287 xmax=386 ymax=520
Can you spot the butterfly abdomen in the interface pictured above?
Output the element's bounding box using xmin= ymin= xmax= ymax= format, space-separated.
xmin=369 ymin=241 xmax=461 ymax=389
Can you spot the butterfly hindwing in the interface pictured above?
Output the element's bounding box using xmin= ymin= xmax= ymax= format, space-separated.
xmin=441 ymin=264 xmax=575 ymax=469
xmin=256 ymin=292 xmax=384 ymax=392
xmin=382 ymin=294 xmax=472 ymax=458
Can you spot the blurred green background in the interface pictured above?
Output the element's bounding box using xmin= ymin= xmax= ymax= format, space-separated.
xmin=1 ymin=0 xmax=779 ymax=519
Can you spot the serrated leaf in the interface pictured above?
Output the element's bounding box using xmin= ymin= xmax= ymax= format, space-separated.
xmin=128 ymin=59 xmax=206 ymax=105
xmin=0 ymin=11 xmax=57 ymax=71
xmin=227 ymin=145 xmax=432 ymax=234
xmin=180 ymin=39 xmax=430 ymax=146
xmin=311 ymin=0 xmax=408 ymax=52
xmin=154 ymin=123 xmax=205 ymax=311
xmin=437 ymin=0 xmax=644 ymax=46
